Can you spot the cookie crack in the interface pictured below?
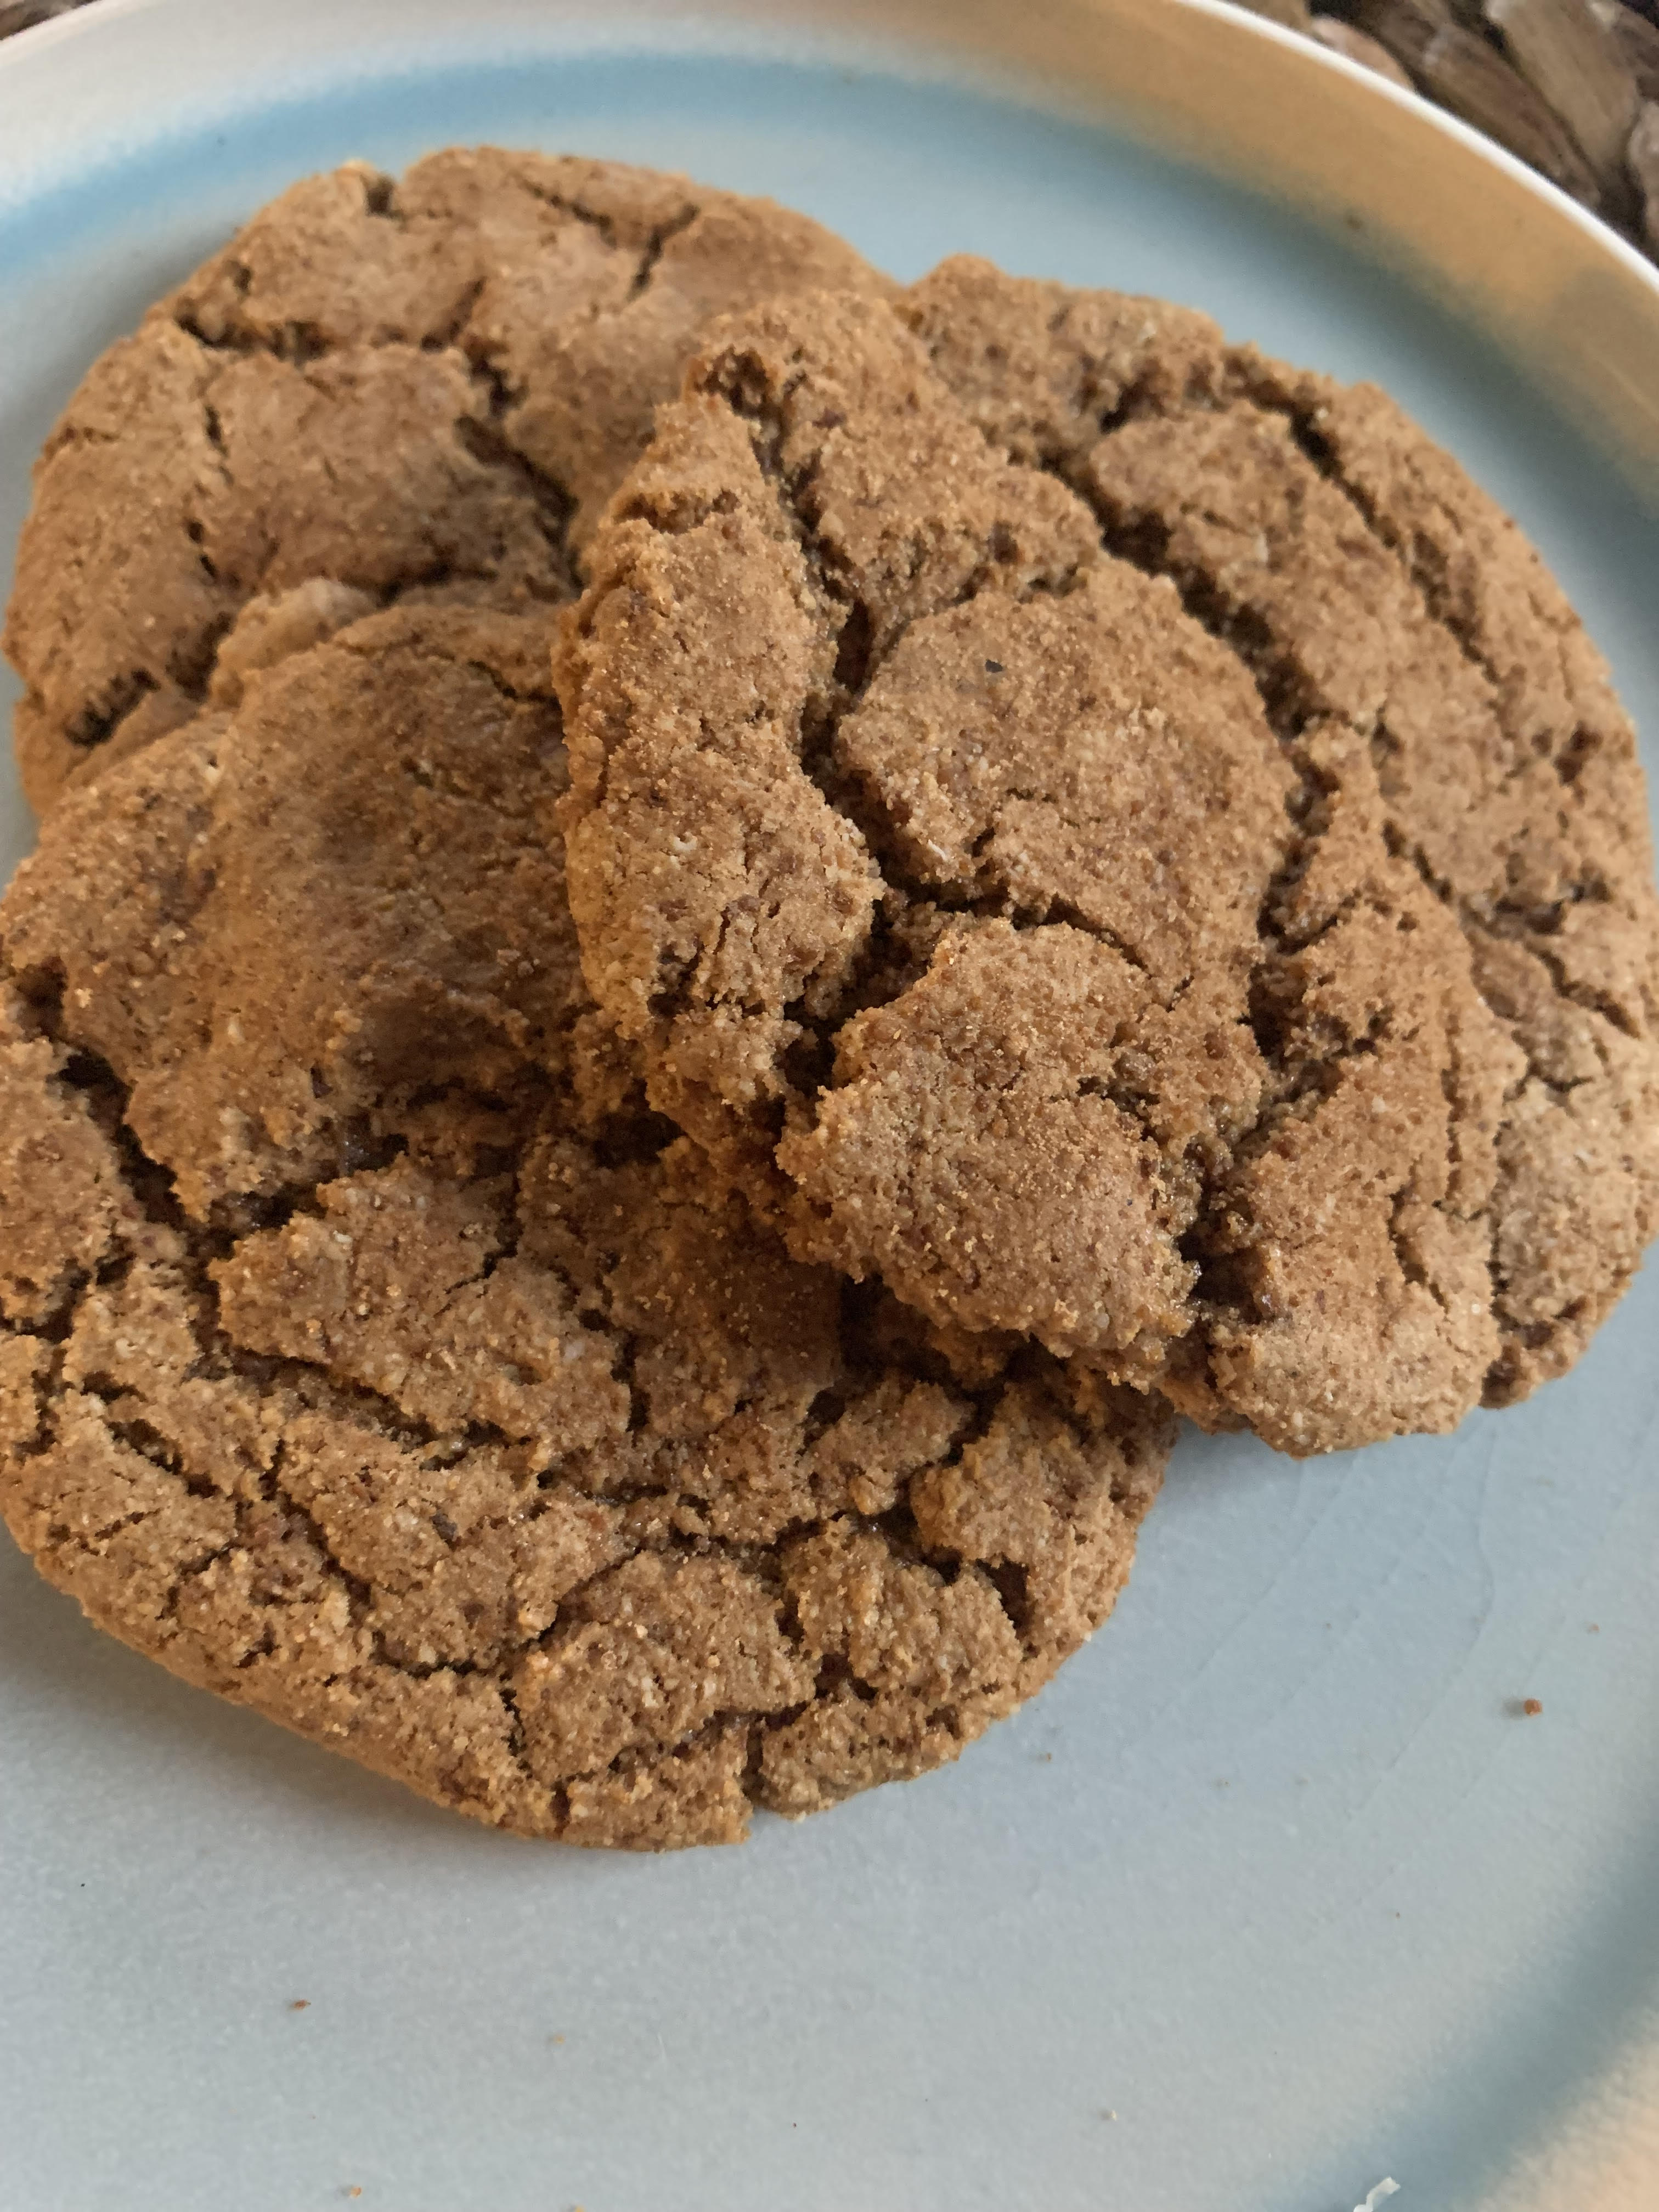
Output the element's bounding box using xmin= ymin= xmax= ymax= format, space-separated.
xmin=20 ymin=1025 xmax=533 ymax=1465
xmin=1385 ymin=1188 xmax=1451 ymax=1315
xmin=1032 ymin=474 xmax=1485 ymax=1356
xmin=509 ymin=180 xmax=628 ymax=245
xmin=0 ymin=1331 xmax=65 ymax=1458
xmin=61 ymin=669 xmax=165 ymax=757
xmin=431 ymin=274 xmax=487 ymax=351
xmin=694 ymin=375 xmax=1155 ymax=1158
xmin=450 ymin=414 xmax=579 ymax=579
xmin=3 ymin=1005 xmax=776 ymax=1747
xmin=38 ymin=421 xmax=122 ymax=459
xmin=66 ymin=328 xmax=580 ymax=746
xmin=1054 ymin=450 xmax=1641 ymax=1392
xmin=628 ymin=204 xmax=701 ymax=302
xmin=1176 ymin=386 xmax=1650 ymax=1035
xmin=199 ymin=394 xmax=232 ymax=478
xmin=1039 ymin=894 xmax=1155 ymax=984
xmin=156 ymin=1533 xmax=242 ymax=1627
xmin=1490 ymin=924 xmax=1637 ymax=1046
xmin=1244 ymin=372 xmax=1578 ymax=756
xmin=456 ymin=654 xmax=552 ymax=707
xmin=1393 ymin=833 xmax=1636 ymax=1056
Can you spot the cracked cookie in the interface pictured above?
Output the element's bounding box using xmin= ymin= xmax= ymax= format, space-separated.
xmin=556 ymin=265 xmax=1659 ymax=1457
xmin=0 ymin=603 xmax=1170 ymax=1848
xmin=3 ymin=147 xmax=889 ymax=815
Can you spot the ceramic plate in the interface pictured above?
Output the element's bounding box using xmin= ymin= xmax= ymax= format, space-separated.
xmin=2 ymin=4 xmax=1657 ymax=2208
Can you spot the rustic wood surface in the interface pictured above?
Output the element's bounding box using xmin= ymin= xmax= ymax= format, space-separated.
xmin=1 ymin=0 xmax=1656 ymax=262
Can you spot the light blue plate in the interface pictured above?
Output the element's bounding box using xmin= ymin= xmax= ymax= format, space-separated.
xmin=2 ymin=6 xmax=1657 ymax=2210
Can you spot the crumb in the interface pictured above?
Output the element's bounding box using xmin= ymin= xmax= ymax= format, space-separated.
xmin=290 ymin=2000 xmax=310 ymax=2011
xmin=1523 ymin=1697 xmax=1543 ymax=1716
xmin=1588 ymin=1623 xmax=1600 ymax=1632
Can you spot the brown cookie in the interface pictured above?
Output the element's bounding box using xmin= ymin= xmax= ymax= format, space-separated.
xmin=0 ymin=605 xmax=1170 ymax=1848
xmin=3 ymin=148 xmax=889 ymax=814
xmin=556 ymin=264 xmax=1659 ymax=1457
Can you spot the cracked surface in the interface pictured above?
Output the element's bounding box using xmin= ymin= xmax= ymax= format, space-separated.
xmin=0 ymin=603 xmax=1170 ymax=1848
xmin=3 ymin=148 xmax=889 ymax=815
xmin=557 ymin=266 xmax=1659 ymax=1455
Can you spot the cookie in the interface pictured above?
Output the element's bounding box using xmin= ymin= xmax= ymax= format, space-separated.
xmin=3 ymin=148 xmax=889 ymax=814
xmin=0 ymin=604 xmax=1170 ymax=1847
xmin=556 ymin=266 xmax=1659 ymax=1457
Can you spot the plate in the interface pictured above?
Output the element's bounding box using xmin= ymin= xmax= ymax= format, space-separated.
xmin=2 ymin=4 xmax=1657 ymax=2208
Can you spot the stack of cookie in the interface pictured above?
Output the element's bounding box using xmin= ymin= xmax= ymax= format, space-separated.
xmin=3 ymin=153 xmax=1655 ymax=1849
